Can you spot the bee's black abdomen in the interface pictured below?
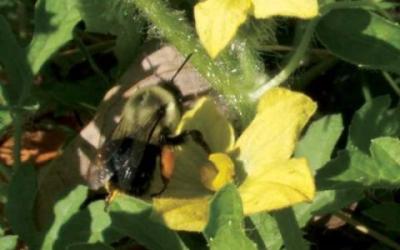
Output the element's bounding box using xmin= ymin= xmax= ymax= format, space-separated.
xmin=105 ymin=137 xmax=161 ymax=196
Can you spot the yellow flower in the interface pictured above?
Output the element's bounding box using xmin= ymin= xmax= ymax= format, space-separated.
xmin=194 ymin=0 xmax=319 ymax=58
xmin=151 ymin=87 xmax=317 ymax=231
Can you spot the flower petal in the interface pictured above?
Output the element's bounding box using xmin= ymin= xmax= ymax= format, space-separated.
xmin=151 ymin=146 xmax=211 ymax=231
xmin=153 ymin=196 xmax=211 ymax=231
xmin=238 ymin=158 xmax=315 ymax=214
xmin=176 ymin=97 xmax=235 ymax=153
xmin=194 ymin=0 xmax=252 ymax=58
xmin=251 ymin=0 xmax=318 ymax=19
xmin=150 ymin=136 xmax=212 ymax=231
xmin=235 ymin=88 xmax=317 ymax=174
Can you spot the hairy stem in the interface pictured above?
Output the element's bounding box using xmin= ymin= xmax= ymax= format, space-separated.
xmin=250 ymin=19 xmax=317 ymax=100
xmin=132 ymin=0 xmax=259 ymax=124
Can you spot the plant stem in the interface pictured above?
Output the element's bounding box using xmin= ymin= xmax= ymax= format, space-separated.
xmin=251 ymin=0 xmax=384 ymax=99
xmin=293 ymin=57 xmax=338 ymax=90
xmin=250 ymin=19 xmax=317 ymax=100
xmin=320 ymin=0 xmax=380 ymax=14
xmin=361 ymin=81 xmax=372 ymax=102
xmin=57 ymin=40 xmax=115 ymax=57
xmin=274 ymin=208 xmax=309 ymax=250
xmin=382 ymin=71 xmax=400 ymax=97
xmin=13 ymin=64 xmax=33 ymax=172
xmin=12 ymin=112 xmax=23 ymax=168
xmin=132 ymin=0 xmax=256 ymax=123
xmin=259 ymin=45 xmax=331 ymax=57
xmin=335 ymin=211 xmax=400 ymax=250
xmin=74 ymin=30 xmax=109 ymax=87
xmin=0 ymin=17 xmax=34 ymax=171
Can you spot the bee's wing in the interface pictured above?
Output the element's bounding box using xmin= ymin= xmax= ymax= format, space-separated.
xmin=88 ymin=106 xmax=164 ymax=190
xmin=87 ymin=160 xmax=113 ymax=190
xmin=106 ymin=104 xmax=163 ymax=160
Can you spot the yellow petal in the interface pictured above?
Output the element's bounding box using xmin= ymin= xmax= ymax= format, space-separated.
xmin=251 ymin=0 xmax=318 ymax=19
xmin=238 ymin=158 xmax=315 ymax=214
xmin=194 ymin=0 xmax=252 ymax=58
xmin=153 ymin=196 xmax=211 ymax=231
xmin=150 ymin=139 xmax=212 ymax=231
xmin=235 ymin=87 xmax=316 ymax=174
xmin=150 ymin=145 xmax=211 ymax=231
xmin=200 ymin=153 xmax=235 ymax=191
xmin=176 ymin=97 xmax=235 ymax=152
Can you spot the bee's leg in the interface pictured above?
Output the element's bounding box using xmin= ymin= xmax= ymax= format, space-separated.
xmin=104 ymin=182 xmax=120 ymax=211
xmin=161 ymin=130 xmax=211 ymax=154
xmin=151 ymin=145 xmax=175 ymax=197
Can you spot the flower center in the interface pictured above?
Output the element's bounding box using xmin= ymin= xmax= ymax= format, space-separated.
xmin=200 ymin=153 xmax=235 ymax=191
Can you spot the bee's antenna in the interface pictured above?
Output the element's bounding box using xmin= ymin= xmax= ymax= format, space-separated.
xmin=169 ymin=53 xmax=193 ymax=83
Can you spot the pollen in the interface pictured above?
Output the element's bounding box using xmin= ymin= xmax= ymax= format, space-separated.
xmin=105 ymin=182 xmax=120 ymax=209
xmin=200 ymin=153 xmax=235 ymax=191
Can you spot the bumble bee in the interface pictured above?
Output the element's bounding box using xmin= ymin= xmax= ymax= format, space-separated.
xmin=90 ymin=55 xmax=210 ymax=198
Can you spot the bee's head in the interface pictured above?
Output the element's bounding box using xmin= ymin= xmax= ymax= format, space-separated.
xmin=116 ymin=54 xmax=193 ymax=143
xmin=121 ymin=86 xmax=181 ymax=143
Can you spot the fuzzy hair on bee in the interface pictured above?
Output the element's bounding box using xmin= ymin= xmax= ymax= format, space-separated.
xmin=87 ymin=54 xmax=211 ymax=198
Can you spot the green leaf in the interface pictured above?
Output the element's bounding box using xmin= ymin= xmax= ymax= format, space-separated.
xmin=109 ymin=194 xmax=187 ymax=250
xmin=0 ymin=164 xmax=11 ymax=194
xmin=178 ymin=232 xmax=208 ymax=250
xmin=0 ymin=235 xmax=18 ymax=250
xmin=0 ymin=109 xmax=11 ymax=134
xmin=67 ymin=242 xmax=113 ymax=250
xmin=370 ymin=137 xmax=400 ymax=172
xmin=317 ymin=150 xmax=378 ymax=189
xmin=0 ymin=87 xmax=12 ymax=133
xmin=204 ymin=184 xmax=256 ymax=250
xmin=34 ymin=77 xmax=105 ymax=110
xmin=5 ymin=165 xmax=38 ymax=248
xmin=295 ymin=114 xmax=343 ymax=171
xmin=40 ymin=185 xmax=88 ymax=250
xmin=375 ymin=1 xmax=400 ymax=10
xmin=0 ymin=16 xmax=33 ymax=104
xmin=317 ymin=141 xmax=400 ymax=190
xmin=294 ymin=189 xmax=363 ymax=226
xmin=77 ymin=0 xmax=144 ymax=71
xmin=256 ymin=191 xmax=362 ymax=250
xmin=28 ymin=0 xmax=81 ymax=74
xmin=248 ymin=189 xmax=362 ymax=250
xmin=257 ymin=190 xmax=363 ymax=250
xmin=53 ymin=200 xmax=121 ymax=248
xmin=317 ymin=8 xmax=400 ymax=74
xmin=363 ymin=202 xmax=400 ymax=232
xmin=87 ymin=201 xmax=121 ymax=243
xmin=249 ymin=213 xmax=282 ymax=250
xmin=347 ymin=96 xmax=400 ymax=153
xmin=273 ymin=209 xmax=309 ymax=250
